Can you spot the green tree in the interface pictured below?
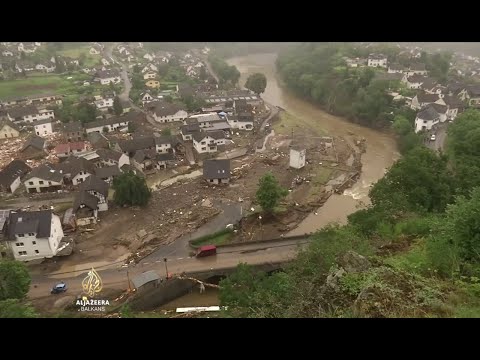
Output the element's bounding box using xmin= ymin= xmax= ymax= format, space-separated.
xmin=398 ymin=131 xmax=423 ymax=155
xmin=245 ymin=73 xmax=267 ymax=95
xmin=255 ymin=173 xmax=288 ymax=214
xmin=127 ymin=122 xmax=136 ymax=133
xmin=0 ymin=299 xmax=37 ymax=318
xmin=370 ymin=147 xmax=456 ymax=213
xmin=78 ymin=53 xmax=87 ymax=66
xmin=120 ymin=304 xmax=134 ymax=318
xmin=161 ymin=128 xmax=171 ymax=136
xmin=392 ymin=115 xmax=412 ymax=136
xmin=76 ymin=102 xmax=98 ymax=124
xmin=113 ymin=96 xmax=123 ymax=116
xmin=55 ymin=58 xmax=65 ymax=74
xmin=0 ymin=260 xmax=31 ymax=300
xmin=113 ymin=172 xmax=152 ymax=207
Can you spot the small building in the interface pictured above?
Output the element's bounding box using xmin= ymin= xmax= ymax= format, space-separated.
xmin=415 ymin=106 xmax=440 ymax=133
xmin=55 ymin=156 xmax=95 ymax=186
xmin=0 ymin=160 xmax=31 ymax=194
xmin=53 ymin=142 xmax=87 ymax=158
xmin=180 ymin=123 xmax=200 ymax=141
xmin=33 ymin=118 xmax=54 ymax=137
xmin=96 ymin=148 xmax=130 ymax=168
xmin=62 ymin=121 xmax=84 ymax=142
xmin=94 ymin=165 xmax=121 ymax=184
xmin=152 ymin=102 xmax=188 ymax=123
xmin=145 ymin=80 xmax=160 ymax=89
xmin=87 ymin=132 xmax=109 ymax=149
xmin=0 ymin=120 xmax=21 ymax=139
xmin=203 ymin=159 xmax=230 ymax=185
xmin=95 ymin=69 xmax=121 ymax=85
xmin=367 ymin=54 xmax=388 ymax=68
xmin=78 ymin=175 xmax=109 ymax=211
xmin=131 ymin=270 xmax=161 ymax=292
xmin=73 ymin=190 xmax=99 ymax=226
xmin=143 ymin=72 xmax=157 ymax=80
xmin=20 ymin=135 xmax=47 ymax=159
xmin=290 ymin=146 xmax=306 ymax=169
xmin=23 ymin=164 xmax=63 ymax=193
xmin=3 ymin=210 xmax=64 ymax=262
xmin=7 ymin=105 xmax=55 ymax=124
xmin=192 ymin=131 xmax=226 ymax=154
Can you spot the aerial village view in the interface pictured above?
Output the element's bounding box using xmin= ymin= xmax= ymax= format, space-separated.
xmin=1 ymin=42 xmax=480 ymax=318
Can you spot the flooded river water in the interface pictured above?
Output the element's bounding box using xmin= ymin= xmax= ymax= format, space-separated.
xmin=227 ymin=53 xmax=400 ymax=234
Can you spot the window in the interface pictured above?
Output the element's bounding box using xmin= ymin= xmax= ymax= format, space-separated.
xmin=28 ymin=233 xmax=35 ymax=237
xmin=18 ymin=251 xmax=27 ymax=256
xmin=17 ymin=234 xmax=24 ymax=238
xmin=35 ymin=250 xmax=39 ymax=254
xmin=201 ymin=141 xmax=206 ymax=145
xmin=39 ymin=181 xmax=44 ymax=184
xmin=201 ymin=147 xmax=206 ymax=151
xmin=32 ymin=241 xmax=36 ymax=245
xmin=16 ymin=242 xmax=24 ymax=246
xmin=28 ymin=181 xmax=33 ymax=185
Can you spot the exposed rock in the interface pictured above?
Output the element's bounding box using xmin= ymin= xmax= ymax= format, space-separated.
xmin=337 ymin=251 xmax=371 ymax=273
xmin=325 ymin=266 xmax=346 ymax=289
xmin=137 ymin=229 xmax=147 ymax=238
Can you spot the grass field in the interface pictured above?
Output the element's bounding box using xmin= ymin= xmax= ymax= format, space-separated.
xmin=58 ymin=44 xmax=100 ymax=67
xmin=274 ymin=111 xmax=326 ymax=136
xmin=0 ymin=75 xmax=71 ymax=98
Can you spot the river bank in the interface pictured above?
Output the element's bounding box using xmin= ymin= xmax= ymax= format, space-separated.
xmin=227 ymin=53 xmax=399 ymax=233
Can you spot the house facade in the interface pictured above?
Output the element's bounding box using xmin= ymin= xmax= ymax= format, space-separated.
xmin=367 ymin=54 xmax=387 ymax=68
xmin=152 ymin=103 xmax=188 ymax=123
xmin=414 ymin=106 xmax=440 ymax=133
xmin=78 ymin=176 xmax=109 ymax=211
xmin=62 ymin=121 xmax=84 ymax=142
xmin=3 ymin=210 xmax=64 ymax=262
xmin=192 ymin=131 xmax=226 ymax=154
xmin=33 ymin=119 xmax=54 ymax=136
xmin=24 ymin=164 xmax=64 ymax=193
xmin=0 ymin=120 xmax=20 ymax=138
xmin=203 ymin=159 xmax=230 ymax=185
xmin=0 ymin=160 xmax=31 ymax=194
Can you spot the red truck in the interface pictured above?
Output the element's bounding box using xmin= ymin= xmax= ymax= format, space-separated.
xmin=196 ymin=245 xmax=217 ymax=258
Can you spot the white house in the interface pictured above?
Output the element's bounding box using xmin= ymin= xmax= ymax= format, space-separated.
xmin=143 ymin=53 xmax=155 ymax=61
xmin=143 ymin=72 xmax=157 ymax=80
xmin=33 ymin=119 xmax=54 ymax=137
xmin=192 ymin=131 xmax=226 ymax=154
xmin=95 ymin=70 xmax=121 ymax=85
xmin=403 ymin=74 xmax=426 ymax=90
xmin=0 ymin=160 xmax=31 ymax=194
xmin=4 ymin=210 xmax=64 ymax=262
xmin=154 ymin=136 xmax=174 ymax=154
xmin=410 ymin=93 xmax=445 ymax=110
xmin=406 ymin=63 xmax=428 ymax=76
xmin=414 ymin=106 xmax=440 ymax=133
xmin=2 ymin=50 xmax=13 ymax=56
xmin=141 ymin=92 xmax=154 ymax=105
xmin=78 ymin=175 xmax=109 ymax=212
xmin=84 ymin=116 xmax=130 ymax=134
xmin=443 ymin=95 xmax=464 ymax=121
xmin=388 ymin=64 xmax=406 ymax=74
xmin=290 ymin=146 xmax=306 ymax=169
xmin=94 ymin=97 xmax=114 ymax=111
xmin=367 ymin=54 xmax=388 ymax=68
xmin=152 ymin=103 xmax=188 ymax=123
xmin=24 ymin=164 xmax=64 ymax=193
xmin=101 ymin=58 xmax=110 ymax=66
xmin=73 ymin=190 xmax=99 ymax=226
xmin=95 ymin=148 xmax=130 ymax=168
xmin=35 ymin=62 xmax=55 ymax=73
xmin=90 ymin=45 xmax=102 ymax=55
xmin=7 ymin=105 xmax=55 ymax=124
xmin=141 ymin=63 xmax=158 ymax=73
xmin=0 ymin=120 xmax=21 ymax=139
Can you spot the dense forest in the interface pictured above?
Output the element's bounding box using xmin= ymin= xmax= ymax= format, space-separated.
xmin=275 ymin=43 xmax=452 ymax=128
xmin=217 ymin=108 xmax=480 ymax=318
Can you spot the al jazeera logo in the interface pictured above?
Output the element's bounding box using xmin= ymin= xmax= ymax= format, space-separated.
xmin=76 ymin=268 xmax=110 ymax=312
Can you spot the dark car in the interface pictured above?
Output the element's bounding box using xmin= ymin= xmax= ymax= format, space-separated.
xmin=51 ymin=282 xmax=68 ymax=294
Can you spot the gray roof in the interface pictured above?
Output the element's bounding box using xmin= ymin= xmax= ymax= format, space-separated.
xmin=7 ymin=105 xmax=38 ymax=119
xmin=84 ymin=116 xmax=129 ymax=130
xmin=6 ymin=210 xmax=53 ymax=240
xmin=204 ymin=121 xmax=231 ymax=132
xmin=153 ymin=102 xmax=185 ymax=117
xmin=0 ymin=160 xmax=31 ymax=187
xmin=420 ymin=78 xmax=437 ymax=91
xmin=95 ymin=69 xmax=120 ymax=79
xmin=133 ymin=149 xmax=153 ymax=163
xmin=78 ymin=175 xmax=109 ymax=197
xmin=192 ymin=130 xmax=225 ymax=142
xmin=0 ymin=119 xmax=21 ymax=132
xmin=132 ymin=270 xmax=160 ymax=289
xmin=203 ymin=159 xmax=230 ymax=179
xmin=410 ymin=63 xmax=427 ymax=71
xmin=63 ymin=121 xmax=83 ymax=133
xmin=467 ymin=85 xmax=480 ymax=97
xmin=21 ymin=135 xmax=45 ymax=152
xmin=417 ymin=106 xmax=440 ymax=121
xmin=156 ymin=152 xmax=175 ymax=162
xmin=181 ymin=123 xmax=200 ymax=134
xmin=96 ymin=148 xmax=122 ymax=162
xmin=87 ymin=131 xmax=108 ymax=146
xmin=95 ymin=165 xmax=121 ymax=179
xmin=416 ymin=93 xmax=440 ymax=104
xmin=388 ymin=63 xmax=406 ymax=71
xmin=443 ymin=95 xmax=464 ymax=109
xmin=368 ymin=53 xmax=387 ymax=60
xmin=428 ymin=103 xmax=447 ymax=114
xmin=24 ymin=164 xmax=63 ymax=182
xmin=117 ymin=137 xmax=155 ymax=153
xmin=154 ymin=135 xmax=174 ymax=146
xmin=73 ymin=190 xmax=99 ymax=212
xmin=54 ymin=156 xmax=95 ymax=178
xmin=33 ymin=118 xmax=53 ymax=126
xmin=407 ymin=75 xmax=426 ymax=84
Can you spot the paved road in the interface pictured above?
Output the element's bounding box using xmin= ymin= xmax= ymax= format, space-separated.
xmin=29 ymin=239 xmax=308 ymax=299
xmin=0 ymin=196 xmax=74 ymax=209
xmin=426 ymin=123 xmax=448 ymax=152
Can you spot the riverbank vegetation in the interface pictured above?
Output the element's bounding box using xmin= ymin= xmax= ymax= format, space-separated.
xmin=218 ymin=110 xmax=480 ymax=318
xmin=275 ymin=43 xmax=452 ymax=154
xmin=208 ymin=55 xmax=240 ymax=87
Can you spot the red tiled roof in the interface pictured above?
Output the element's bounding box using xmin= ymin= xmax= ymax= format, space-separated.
xmin=54 ymin=142 xmax=86 ymax=154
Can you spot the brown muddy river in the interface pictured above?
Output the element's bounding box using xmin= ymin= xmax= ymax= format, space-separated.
xmin=227 ymin=53 xmax=400 ymax=234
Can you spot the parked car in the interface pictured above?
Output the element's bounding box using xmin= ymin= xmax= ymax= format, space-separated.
xmin=196 ymin=245 xmax=217 ymax=258
xmin=430 ymin=134 xmax=436 ymax=141
xmin=51 ymin=282 xmax=68 ymax=294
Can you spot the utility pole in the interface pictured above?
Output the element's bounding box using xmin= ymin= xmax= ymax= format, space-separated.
xmin=164 ymin=258 xmax=169 ymax=280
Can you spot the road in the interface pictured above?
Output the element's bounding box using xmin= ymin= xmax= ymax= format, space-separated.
xmin=0 ymin=196 xmax=74 ymax=209
xmin=29 ymin=238 xmax=308 ymax=299
xmin=426 ymin=123 xmax=448 ymax=152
